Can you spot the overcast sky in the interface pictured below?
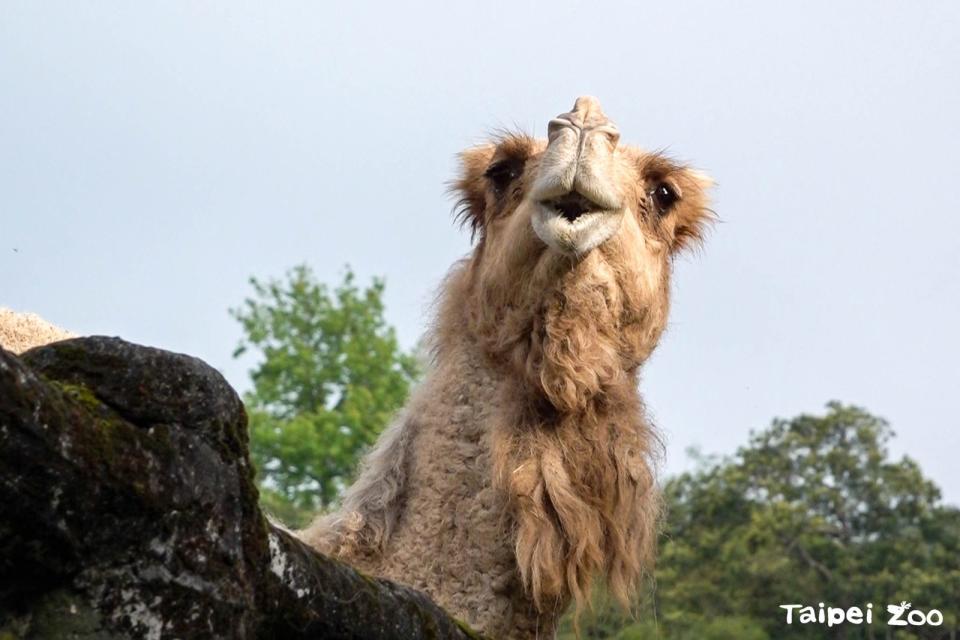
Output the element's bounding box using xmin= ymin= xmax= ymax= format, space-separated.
xmin=2 ymin=2 xmax=958 ymax=503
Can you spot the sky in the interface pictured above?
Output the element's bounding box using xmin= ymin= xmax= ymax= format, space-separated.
xmin=2 ymin=2 xmax=958 ymax=503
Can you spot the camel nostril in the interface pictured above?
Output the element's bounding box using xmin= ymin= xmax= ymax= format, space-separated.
xmin=594 ymin=124 xmax=620 ymax=148
xmin=547 ymin=117 xmax=579 ymax=144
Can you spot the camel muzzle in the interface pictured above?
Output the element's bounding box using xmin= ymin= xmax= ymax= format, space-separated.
xmin=530 ymin=96 xmax=626 ymax=255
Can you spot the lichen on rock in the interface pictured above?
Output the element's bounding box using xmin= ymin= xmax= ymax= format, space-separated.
xmin=0 ymin=337 xmax=483 ymax=639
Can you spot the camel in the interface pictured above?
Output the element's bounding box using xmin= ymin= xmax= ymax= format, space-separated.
xmin=0 ymin=96 xmax=713 ymax=639
xmin=302 ymin=96 xmax=714 ymax=638
xmin=0 ymin=307 xmax=74 ymax=355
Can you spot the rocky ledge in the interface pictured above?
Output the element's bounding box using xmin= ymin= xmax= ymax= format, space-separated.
xmin=0 ymin=337 xmax=482 ymax=639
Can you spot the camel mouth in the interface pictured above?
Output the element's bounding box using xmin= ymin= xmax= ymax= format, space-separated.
xmin=540 ymin=193 xmax=602 ymax=223
xmin=531 ymin=196 xmax=623 ymax=255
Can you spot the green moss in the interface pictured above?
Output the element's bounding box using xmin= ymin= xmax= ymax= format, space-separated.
xmin=49 ymin=380 xmax=127 ymax=433
xmin=46 ymin=380 xmax=133 ymax=458
xmin=49 ymin=380 xmax=100 ymax=409
xmin=453 ymin=617 xmax=487 ymax=640
xmin=40 ymin=379 xmax=179 ymax=518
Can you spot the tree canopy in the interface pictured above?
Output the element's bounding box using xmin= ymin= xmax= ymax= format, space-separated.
xmin=563 ymin=403 xmax=960 ymax=639
xmin=232 ymin=265 xmax=419 ymax=525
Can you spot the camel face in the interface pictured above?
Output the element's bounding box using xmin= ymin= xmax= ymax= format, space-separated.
xmin=457 ymin=96 xmax=713 ymax=261
xmin=454 ymin=97 xmax=713 ymax=409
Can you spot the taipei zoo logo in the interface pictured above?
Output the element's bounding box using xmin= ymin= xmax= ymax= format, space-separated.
xmin=780 ymin=601 xmax=945 ymax=629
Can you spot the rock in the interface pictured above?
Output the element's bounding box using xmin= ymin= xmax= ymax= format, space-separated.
xmin=0 ymin=338 xmax=483 ymax=639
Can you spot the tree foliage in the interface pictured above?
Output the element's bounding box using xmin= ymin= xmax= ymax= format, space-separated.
xmin=232 ymin=265 xmax=419 ymax=524
xmin=564 ymin=403 xmax=960 ymax=639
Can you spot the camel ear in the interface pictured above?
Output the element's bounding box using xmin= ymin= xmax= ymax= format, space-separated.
xmin=669 ymin=168 xmax=716 ymax=254
xmin=452 ymin=144 xmax=496 ymax=239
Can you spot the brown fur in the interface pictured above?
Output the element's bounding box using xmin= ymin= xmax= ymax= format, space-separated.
xmin=305 ymin=103 xmax=713 ymax=638
xmin=0 ymin=308 xmax=75 ymax=355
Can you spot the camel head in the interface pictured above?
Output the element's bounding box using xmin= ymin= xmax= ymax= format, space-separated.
xmin=453 ymin=96 xmax=713 ymax=413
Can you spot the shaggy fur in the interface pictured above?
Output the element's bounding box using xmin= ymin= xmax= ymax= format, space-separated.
xmin=0 ymin=307 xmax=74 ymax=355
xmin=304 ymin=98 xmax=713 ymax=638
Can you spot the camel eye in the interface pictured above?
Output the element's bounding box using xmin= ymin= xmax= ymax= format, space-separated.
xmin=652 ymin=183 xmax=679 ymax=213
xmin=484 ymin=158 xmax=523 ymax=193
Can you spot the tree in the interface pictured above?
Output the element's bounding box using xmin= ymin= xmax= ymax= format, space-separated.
xmin=562 ymin=403 xmax=959 ymax=639
xmin=656 ymin=402 xmax=959 ymax=639
xmin=232 ymin=265 xmax=419 ymax=525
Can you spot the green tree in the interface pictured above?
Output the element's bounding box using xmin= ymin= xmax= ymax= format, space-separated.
xmin=655 ymin=402 xmax=959 ymax=639
xmin=232 ymin=265 xmax=419 ymax=526
xmin=563 ymin=403 xmax=959 ymax=639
